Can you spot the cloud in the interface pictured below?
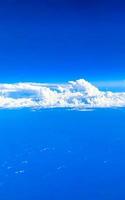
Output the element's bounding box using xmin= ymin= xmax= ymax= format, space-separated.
xmin=0 ymin=79 xmax=125 ymax=110
xmin=94 ymin=80 xmax=125 ymax=88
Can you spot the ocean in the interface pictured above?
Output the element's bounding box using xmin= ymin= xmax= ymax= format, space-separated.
xmin=0 ymin=108 xmax=125 ymax=200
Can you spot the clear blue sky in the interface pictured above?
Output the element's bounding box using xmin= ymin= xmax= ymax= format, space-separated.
xmin=0 ymin=0 xmax=125 ymax=82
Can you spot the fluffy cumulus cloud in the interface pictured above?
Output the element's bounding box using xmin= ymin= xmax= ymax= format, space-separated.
xmin=0 ymin=79 xmax=125 ymax=110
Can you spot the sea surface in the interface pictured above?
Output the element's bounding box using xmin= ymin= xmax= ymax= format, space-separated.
xmin=0 ymin=108 xmax=125 ymax=200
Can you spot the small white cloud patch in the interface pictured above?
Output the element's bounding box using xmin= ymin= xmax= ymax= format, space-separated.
xmin=0 ymin=79 xmax=125 ymax=110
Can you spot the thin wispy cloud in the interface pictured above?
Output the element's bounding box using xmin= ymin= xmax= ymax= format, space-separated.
xmin=94 ymin=80 xmax=125 ymax=88
xmin=0 ymin=79 xmax=125 ymax=110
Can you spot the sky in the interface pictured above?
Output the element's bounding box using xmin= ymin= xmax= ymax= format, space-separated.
xmin=0 ymin=0 xmax=125 ymax=82
xmin=1 ymin=1 xmax=125 ymax=200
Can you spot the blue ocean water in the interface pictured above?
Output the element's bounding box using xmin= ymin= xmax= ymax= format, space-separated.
xmin=0 ymin=109 xmax=125 ymax=200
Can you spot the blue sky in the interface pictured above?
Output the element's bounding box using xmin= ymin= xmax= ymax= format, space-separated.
xmin=0 ymin=0 xmax=125 ymax=82
xmin=1 ymin=2 xmax=125 ymax=199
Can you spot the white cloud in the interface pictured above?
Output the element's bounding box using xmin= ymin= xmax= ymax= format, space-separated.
xmin=0 ymin=79 xmax=125 ymax=110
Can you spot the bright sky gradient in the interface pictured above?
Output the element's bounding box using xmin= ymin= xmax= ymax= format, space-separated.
xmin=0 ymin=0 xmax=125 ymax=82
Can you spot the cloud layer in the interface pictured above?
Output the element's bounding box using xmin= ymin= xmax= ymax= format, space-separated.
xmin=0 ymin=79 xmax=125 ymax=110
